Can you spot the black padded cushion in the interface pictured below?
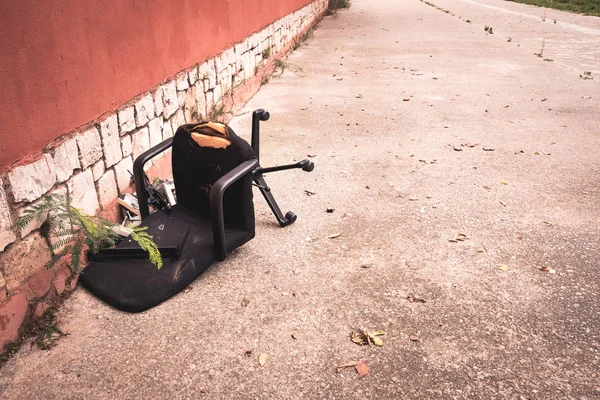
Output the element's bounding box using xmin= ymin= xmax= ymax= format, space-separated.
xmin=80 ymin=124 xmax=256 ymax=312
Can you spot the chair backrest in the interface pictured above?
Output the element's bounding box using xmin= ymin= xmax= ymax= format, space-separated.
xmin=171 ymin=123 xmax=256 ymax=233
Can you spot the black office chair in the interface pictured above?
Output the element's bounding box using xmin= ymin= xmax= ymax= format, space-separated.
xmin=80 ymin=109 xmax=313 ymax=312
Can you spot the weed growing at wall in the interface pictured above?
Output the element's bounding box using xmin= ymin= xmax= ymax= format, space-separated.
xmin=326 ymin=0 xmax=351 ymax=15
xmin=13 ymin=194 xmax=162 ymax=274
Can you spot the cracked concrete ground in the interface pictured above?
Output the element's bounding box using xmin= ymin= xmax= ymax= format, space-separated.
xmin=1 ymin=0 xmax=599 ymax=398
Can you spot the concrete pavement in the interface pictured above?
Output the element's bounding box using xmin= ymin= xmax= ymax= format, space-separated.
xmin=1 ymin=0 xmax=598 ymax=398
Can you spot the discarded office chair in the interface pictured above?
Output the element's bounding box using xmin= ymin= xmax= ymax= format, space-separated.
xmin=80 ymin=109 xmax=314 ymax=312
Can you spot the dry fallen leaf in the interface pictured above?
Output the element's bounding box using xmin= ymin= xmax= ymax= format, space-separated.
xmin=372 ymin=336 xmax=384 ymax=347
xmin=498 ymin=264 xmax=509 ymax=271
xmin=500 ymin=181 xmax=508 ymax=185
xmin=410 ymin=335 xmax=420 ymax=342
xmin=241 ymin=298 xmax=250 ymax=307
xmin=355 ymin=361 xmax=369 ymax=377
xmin=463 ymin=142 xmax=478 ymax=148
xmin=539 ymin=266 xmax=556 ymax=274
xmin=483 ymin=147 xmax=495 ymax=151
xmin=328 ymin=233 xmax=341 ymax=239
xmin=476 ymin=247 xmax=485 ymax=253
xmin=258 ymin=353 xmax=268 ymax=367
xmin=291 ymin=334 xmax=297 ymax=340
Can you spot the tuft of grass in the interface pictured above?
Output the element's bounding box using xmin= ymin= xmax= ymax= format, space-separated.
xmin=505 ymin=0 xmax=599 ymax=17
xmin=326 ymin=0 xmax=351 ymax=16
xmin=273 ymin=59 xmax=306 ymax=77
xmin=209 ymin=103 xmax=226 ymax=122
xmin=262 ymin=47 xmax=272 ymax=60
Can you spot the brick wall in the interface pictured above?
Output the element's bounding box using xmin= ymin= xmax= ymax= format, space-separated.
xmin=0 ymin=0 xmax=328 ymax=352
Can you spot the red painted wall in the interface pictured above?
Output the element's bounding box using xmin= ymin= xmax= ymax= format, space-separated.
xmin=0 ymin=0 xmax=313 ymax=171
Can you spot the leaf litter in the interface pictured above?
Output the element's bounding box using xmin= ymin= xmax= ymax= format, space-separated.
xmin=337 ymin=360 xmax=369 ymax=378
xmin=350 ymin=330 xmax=385 ymax=347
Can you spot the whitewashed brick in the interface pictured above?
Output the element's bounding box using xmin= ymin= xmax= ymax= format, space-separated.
xmin=53 ymin=138 xmax=80 ymax=183
xmin=154 ymin=87 xmax=164 ymax=117
xmin=0 ymin=186 xmax=16 ymax=252
xmin=9 ymin=154 xmax=56 ymax=203
xmin=76 ymin=127 xmax=102 ymax=169
xmin=170 ymin=109 xmax=185 ymax=134
xmin=234 ymin=42 xmax=245 ymax=56
xmin=148 ymin=118 xmax=163 ymax=147
xmin=0 ymin=232 xmax=51 ymax=292
xmin=162 ymin=81 xmax=179 ymax=118
xmin=177 ymin=91 xmax=186 ymax=108
xmin=100 ymin=114 xmax=121 ymax=167
xmin=220 ymin=66 xmax=232 ymax=92
xmin=114 ymin=157 xmax=134 ymax=193
xmin=183 ymin=86 xmax=197 ymax=123
xmin=194 ymin=82 xmax=207 ymax=120
xmin=188 ymin=66 xmax=198 ymax=85
xmin=214 ymin=84 xmax=223 ymax=105
xmin=243 ymin=52 xmax=254 ymax=78
xmin=17 ymin=186 xmax=66 ymax=238
xmin=91 ymin=160 xmax=105 ymax=182
xmin=97 ymin=170 xmax=118 ymax=207
xmin=135 ymin=94 xmax=155 ymax=127
xmin=118 ymin=107 xmax=136 ymax=134
xmin=121 ymin=135 xmax=132 ymax=158
xmin=199 ymin=61 xmax=217 ymax=89
xmin=222 ymin=48 xmax=236 ymax=66
xmin=67 ymin=169 xmax=99 ymax=216
xmin=132 ymin=127 xmax=150 ymax=160
xmin=215 ymin=55 xmax=225 ymax=73
xmin=176 ymin=73 xmax=189 ymax=91
xmin=162 ymin=120 xmax=174 ymax=140
xmin=251 ymin=33 xmax=260 ymax=49
xmin=205 ymin=90 xmax=215 ymax=117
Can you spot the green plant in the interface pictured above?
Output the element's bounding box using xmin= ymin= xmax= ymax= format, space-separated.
xmin=506 ymin=0 xmax=599 ymax=17
xmin=209 ymin=102 xmax=226 ymax=122
xmin=262 ymin=47 xmax=272 ymax=60
xmin=326 ymin=0 xmax=351 ymax=15
xmin=13 ymin=194 xmax=162 ymax=274
xmin=533 ymin=38 xmax=545 ymax=58
xmin=273 ymin=59 xmax=306 ymax=78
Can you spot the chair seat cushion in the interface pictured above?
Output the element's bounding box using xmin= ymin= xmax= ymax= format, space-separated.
xmin=80 ymin=205 xmax=254 ymax=312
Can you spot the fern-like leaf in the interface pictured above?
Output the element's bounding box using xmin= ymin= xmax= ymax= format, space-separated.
xmin=130 ymin=228 xmax=163 ymax=269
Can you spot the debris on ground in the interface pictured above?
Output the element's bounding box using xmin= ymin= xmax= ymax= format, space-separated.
xmin=350 ymin=330 xmax=385 ymax=346
xmin=407 ymin=295 xmax=426 ymax=303
xmin=448 ymin=233 xmax=469 ymax=242
xmin=258 ymin=353 xmax=268 ymax=367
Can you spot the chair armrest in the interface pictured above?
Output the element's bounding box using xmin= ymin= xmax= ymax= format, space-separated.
xmin=133 ymin=138 xmax=174 ymax=219
xmin=210 ymin=158 xmax=259 ymax=261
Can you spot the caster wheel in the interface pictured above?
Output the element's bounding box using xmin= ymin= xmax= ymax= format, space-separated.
xmin=279 ymin=211 xmax=297 ymax=227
